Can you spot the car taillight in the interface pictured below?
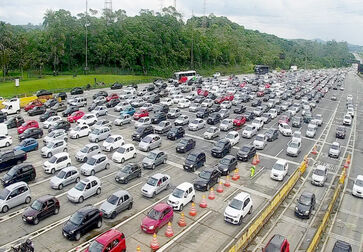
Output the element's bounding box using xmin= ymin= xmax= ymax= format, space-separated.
xmin=99 ymin=212 xmax=103 ymax=217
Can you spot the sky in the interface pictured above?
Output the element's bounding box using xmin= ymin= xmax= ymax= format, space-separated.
xmin=0 ymin=0 xmax=362 ymax=45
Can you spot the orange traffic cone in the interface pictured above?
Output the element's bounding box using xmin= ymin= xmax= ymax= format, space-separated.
xmin=178 ymin=212 xmax=187 ymax=227
xmin=232 ymin=168 xmax=240 ymax=181
xmin=224 ymin=175 xmax=231 ymax=187
xmin=344 ymin=161 xmax=349 ymax=169
xmin=256 ymin=153 xmax=260 ymax=164
xmin=311 ymin=145 xmax=318 ymax=155
xmin=251 ymin=155 xmax=258 ymax=165
xmin=150 ymin=233 xmax=160 ymax=250
xmin=208 ymin=187 xmax=216 ymax=200
xmin=347 ymin=154 xmax=351 ymax=164
xmin=189 ymin=202 xmax=197 ymax=216
xmin=165 ymin=222 xmax=174 ymax=237
xmin=199 ymin=195 xmax=207 ymax=208
xmin=216 ymin=181 xmax=224 ymax=193
xmin=136 ymin=245 xmax=141 ymax=252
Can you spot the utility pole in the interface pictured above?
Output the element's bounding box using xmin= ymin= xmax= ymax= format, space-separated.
xmin=85 ymin=0 xmax=89 ymax=74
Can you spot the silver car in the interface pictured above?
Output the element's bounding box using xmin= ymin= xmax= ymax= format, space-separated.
xmin=91 ymin=119 xmax=112 ymax=130
xmin=49 ymin=166 xmax=80 ymax=190
xmin=114 ymin=114 xmax=132 ymax=126
xmin=99 ymin=190 xmax=133 ymax=219
xmin=328 ymin=142 xmax=340 ymax=158
xmin=41 ymin=139 xmax=67 ymax=158
xmin=75 ymin=143 xmax=101 ymax=162
xmin=0 ymin=182 xmax=31 ymax=213
xmin=142 ymin=150 xmax=167 ymax=169
xmin=92 ymin=105 xmax=108 ymax=117
xmin=154 ymin=121 xmax=172 ymax=134
xmin=139 ymin=134 xmax=162 ymax=152
xmin=141 ymin=173 xmax=170 ymax=198
xmin=80 ymin=154 xmax=110 ymax=176
xmin=43 ymin=129 xmax=68 ymax=145
xmin=88 ymin=126 xmax=111 ymax=143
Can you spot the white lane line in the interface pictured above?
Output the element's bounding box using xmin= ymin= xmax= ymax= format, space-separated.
xmin=274 ymin=149 xmax=284 ymax=157
xmin=158 ymin=210 xmax=213 ymax=251
xmin=223 ymin=188 xmax=240 ymax=202
xmin=258 ymin=152 xmax=300 ymax=166
xmin=29 ymin=177 xmax=51 ymax=186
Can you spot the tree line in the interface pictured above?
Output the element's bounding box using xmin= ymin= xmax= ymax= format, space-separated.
xmin=0 ymin=6 xmax=355 ymax=79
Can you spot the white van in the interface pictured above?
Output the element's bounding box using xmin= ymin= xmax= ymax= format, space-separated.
xmin=70 ymin=97 xmax=87 ymax=107
xmin=1 ymin=98 xmax=20 ymax=115
xmin=0 ymin=123 xmax=8 ymax=136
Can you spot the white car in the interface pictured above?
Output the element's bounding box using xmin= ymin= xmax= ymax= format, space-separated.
xmin=141 ymin=173 xmax=170 ymax=198
xmin=220 ymin=101 xmax=232 ymax=109
xmin=49 ymin=166 xmax=80 ymax=190
xmin=75 ymin=143 xmax=101 ymax=162
xmin=278 ymin=123 xmax=292 ymax=136
xmin=313 ymin=114 xmax=323 ymax=126
xmin=352 ymin=175 xmax=363 ymax=198
xmin=311 ymin=165 xmax=327 ymax=187
xmin=253 ymin=134 xmax=267 ymax=150
xmin=92 ymin=105 xmax=108 ymax=117
xmin=112 ymin=143 xmax=137 ymax=163
xmin=328 ymin=141 xmax=340 ymax=158
xmin=167 ymin=182 xmax=195 ymax=211
xmin=189 ymin=103 xmax=201 ymax=112
xmin=41 ymin=139 xmax=67 ymax=158
xmin=69 ymin=124 xmax=91 ymax=139
xmin=252 ymin=118 xmax=264 ymax=130
xmin=43 ymin=116 xmax=62 ymax=129
xmin=174 ymin=115 xmax=189 ymax=126
xmin=305 ymin=124 xmax=317 ymax=138
xmin=178 ymin=99 xmax=191 ymax=108
xmin=220 ymin=119 xmax=234 ymax=131
xmin=242 ymin=124 xmax=257 ymax=139
xmin=43 ymin=129 xmax=68 ymax=145
xmin=225 ymin=131 xmax=240 ymax=146
xmin=204 ymin=126 xmax=220 ymax=139
xmin=140 ymin=103 xmax=153 ymax=112
xmin=286 ymin=140 xmax=301 ymax=157
xmin=114 ymin=114 xmax=132 ymax=126
xmin=253 ymin=107 xmax=263 ymax=117
xmin=43 ymin=152 xmax=71 ymax=174
xmin=201 ymin=99 xmax=213 ymax=108
xmin=270 ymin=159 xmax=288 ymax=181
xmin=292 ymin=131 xmax=302 ymax=143
xmin=102 ymin=135 xmax=125 ymax=152
xmin=160 ymin=98 xmax=173 ymax=106
xmin=188 ymin=119 xmax=206 ymax=131
xmin=0 ymin=135 xmax=12 ymax=148
xmin=114 ymin=101 xmax=130 ymax=112
xmin=343 ymin=114 xmax=352 ymax=126
xmin=77 ymin=113 xmax=98 ymax=126
xmin=269 ymin=109 xmax=278 ymax=119
xmin=224 ymin=192 xmax=253 ymax=225
xmin=135 ymin=117 xmax=151 ymax=128
xmin=347 ymin=108 xmax=354 ymax=118
xmin=67 ymin=176 xmax=101 ymax=203
xmin=172 ymin=95 xmax=184 ymax=104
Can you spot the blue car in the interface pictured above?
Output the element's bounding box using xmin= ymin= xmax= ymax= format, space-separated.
xmin=121 ymin=106 xmax=135 ymax=116
xmin=14 ymin=138 xmax=39 ymax=152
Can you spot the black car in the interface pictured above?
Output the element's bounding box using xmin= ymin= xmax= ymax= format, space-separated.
xmin=332 ymin=240 xmax=352 ymax=252
xmin=132 ymin=125 xmax=154 ymax=142
xmin=56 ymin=92 xmax=67 ymax=100
xmin=196 ymin=108 xmax=209 ymax=119
xmin=40 ymin=110 xmax=57 ymax=122
xmin=237 ymin=145 xmax=256 ymax=161
xmin=303 ymin=113 xmax=312 ymax=123
xmin=209 ymin=104 xmax=221 ymax=113
xmin=106 ymin=98 xmax=120 ymax=108
xmin=265 ymin=128 xmax=279 ymax=142
xmin=36 ymin=89 xmax=52 ymax=97
xmin=183 ymin=151 xmax=205 ymax=172
xmin=275 ymin=105 xmax=282 ymax=115
xmin=336 ymin=126 xmax=346 ymax=139
xmin=243 ymin=111 xmax=255 ymax=121
xmin=194 ymin=168 xmax=221 ymax=191
xmin=240 ymin=95 xmax=250 ymax=102
xmin=292 ymin=116 xmax=303 ymax=128
xmin=62 ymin=106 xmax=79 ymax=117
xmin=216 ymin=155 xmax=237 ymax=175
xmin=151 ymin=112 xmax=167 ymax=124
xmin=92 ymin=91 xmax=108 ymax=99
xmin=207 ymin=93 xmax=217 ymax=100
xmin=263 ymin=96 xmax=269 ymax=102
xmin=63 ymin=205 xmax=102 ymax=241
xmin=148 ymin=95 xmax=160 ymax=104
xmin=22 ymin=195 xmax=60 ymax=225
xmin=176 ymin=138 xmax=196 ymax=153
xmin=207 ymin=113 xmax=221 ymax=125
xmin=167 ymin=127 xmax=185 ymax=140
xmin=111 ymin=83 xmax=123 ymax=89
xmin=251 ymin=99 xmax=262 ymax=107
xmin=211 ymin=139 xmax=231 ymax=158
xmin=154 ymin=104 xmax=169 ymax=114
xmin=115 ymin=163 xmax=142 ymax=184
xmin=0 ymin=111 xmax=6 ymax=123
xmin=70 ymin=87 xmax=84 ymax=95
xmin=6 ymin=116 xmax=24 ymax=129
xmin=19 ymin=128 xmax=43 ymax=140
xmin=1 ymin=163 xmax=36 ymax=186
xmin=28 ymin=106 xmax=46 ymax=116
xmin=88 ymin=102 xmax=98 ymax=112
xmin=48 ymin=120 xmax=71 ymax=133
xmin=295 ymin=191 xmax=315 ymax=219
xmin=233 ymin=105 xmax=246 ymax=114
xmin=194 ymin=96 xmax=205 ymax=104
xmin=44 ymin=99 xmax=58 ymax=108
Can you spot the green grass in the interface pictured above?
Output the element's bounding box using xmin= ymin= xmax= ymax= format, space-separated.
xmin=0 ymin=74 xmax=157 ymax=98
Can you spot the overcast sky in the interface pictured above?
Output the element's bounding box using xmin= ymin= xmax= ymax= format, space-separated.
xmin=0 ymin=0 xmax=362 ymax=45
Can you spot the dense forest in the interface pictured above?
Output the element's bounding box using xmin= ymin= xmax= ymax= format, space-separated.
xmin=0 ymin=6 xmax=355 ymax=78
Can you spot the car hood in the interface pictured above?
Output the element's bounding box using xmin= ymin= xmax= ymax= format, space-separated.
xmin=142 ymin=216 xmax=159 ymax=227
xmin=142 ymin=157 xmax=154 ymax=164
xmin=100 ymin=201 xmax=115 ymax=214
xmin=312 ymin=174 xmax=324 ymax=182
xmin=217 ymin=164 xmax=229 ymax=171
xmin=238 ymin=150 xmax=249 ymax=156
xmin=13 ymin=145 xmax=22 ymax=151
xmin=18 ymin=126 xmax=26 ymax=132
xmin=211 ymin=146 xmax=223 ymax=153
xmin=194 ymin=177 xmax=208 ymax=186
xmin=50 ymin=176 xmax=64 ymax=185
xmin=116 ymin=171 xmax=129 ymax=178
xmin=67 ymin=188 xmax=81 ymax=197
xmin=23 ymin=207 xmax=40 ymax=218
xmin=63 ymin=220 xmax=79 ymax=233
xmin=253 ymin=140 xmax=264 ymax=145
xmin=41 ymin=146 xmax=49 ymax=153
xmin=271 ymin=169 xmax=284 ymax=175
xmin=76 ymin=151 xmax=86 ymax=158
xmin=154 ymin=125 xmax=164 ymax=131
xmin=296 ymin=202 xmax=310 ymax=212
xmin=224 ymin=206 xmax=241 ymax=217
xmin=141 ymin=183 xmax=155 ymax=193
xmin=2 ymin=173 xmax=11 ymax=182
xmin=287 ymin=147 xmax=298 ymax=153
xmin=81 ymin=163 xmax=94 ymax=171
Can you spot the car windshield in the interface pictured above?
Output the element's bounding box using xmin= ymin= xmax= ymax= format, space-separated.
xmin=48 ymin=131 xmax=55 ymax=137
xmin=88 ymin=241 xmax=104 ymax=252
xmin=355 ymin=179 xmax=363 ymax=187
xmin=226 ymin=134 xmax=234 ymax=139
xmin=56 ymin=170 xmax=66 ymax=179
xmin=221 ymin=120 xmax=229 ymax=124
xmin=308 ymin=126 xmax=315 ymax=131
xmin=105 ymin=137 xmax=114 ymax=143
xmin=337 ymin=127 xmax=345 ymax=132
xmin=69 ymin=212 xmax=84 ymax=225
xmin=75 ymin=182 xmax=86 ymax=191
xmin=121 ymin=165 xmax=133 ymax=173
xmin=147 ymin=208 xmax=161 ymax=220
xmin=147 ymin=177 xmax=158 ymax=186
xmin=142 ymin=136 xmax=152 ymax=143
xmin=87 ymin=157 xmax=97 ymax=166
xmin=136 ymin=127 xmax=145 ymax=133
xmin=298 ymin=194 xmax=311 ymax=206
xmin=46 ymin=142 xmax=55 ymax=148
xmin=293 ymin=132 xmax=301 ymax=138
xmin=80 ymin=146 xmax=89 ymax=153
xmin=314 ymin=169 xmax=326 ymax=176
xmin=331 ymin=144 xmax=339 ymax=150
xmin=245 ymin=126 xmax=253 ymax=131
xmin=91 ymin=129 xmax=101 ymax=135
xmin=30 ymin=200 xmax=42 ymax=211
xmin=107 ymin=194 xmax=119 ymax=205
xmin=289 ymin=142 xmax=299 ymax=148
xmin=229 ymin=198 xmax=243 ymax=210
xmin=48 ymin=156 xmax=57 ymax=164
xmin=191 ymin=119 xmax=199 ymax=124
xmin=172 ymin=188 xmax=184 ymax=198
xmin=215 ymin=141 xmax=226 ymax=148
xmin=21 ymin=122 xmax=27 ymax=127
xmin=241 ymin=146 xmax=250 ymax=152
xmin=272 ymin=162 xmax=284 ymax=171
xmin=256 ymin=135 xmax=264 ymax=141
xmin=199 ymin=170 xmax=212 ymax=180
xmin=0 ymin=189 xmax=10 ymax=200
xmin=147 ymin=152 xmax=158 ymax=160
xmin=117 ymin=147 xmax=125 ymax=154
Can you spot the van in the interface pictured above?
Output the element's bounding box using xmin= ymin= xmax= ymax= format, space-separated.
xmin=2 ymin=163 xmax=36 ymax=186
xmin=70 ymin=97 xmax=87 ymax=107
xmin=0 ymin=123 xmax=7 ymax=136
xmin=167 ymin=182 xmax=195 ymax=211
xmin=0 ymin=181 xmax=31 ymax=213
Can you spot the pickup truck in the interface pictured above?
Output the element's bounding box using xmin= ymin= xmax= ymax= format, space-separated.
xmin=0 ymin=150 xmax=27 ymax=172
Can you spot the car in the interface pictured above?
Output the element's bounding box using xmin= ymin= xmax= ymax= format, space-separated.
xmin=331 ymin=95 xmax=337 ymax=101
xmin=243 ymin=111 xmax=255 ymax=121
xmin=114 ymin=114 xmax=132 ymax=127
xmin=265 ymin=128 xmax=279 ymax=142
xmin=28 ymin=106 xmax=46 ymax=116
xmin=219 ymin=109 xmax=230 ymax=119
xmin=0 ymin=182 xmax=31 ymax=213
xmin=219 ymin=119 xmax=233 ymax=131
xmin=48 ymin=120 xmax=71 ymax=133
xmin=263 ymin=234 xmax=290 ymax=252
xmin=328 ymin=141 xmax=341 ymax=158
xmin=135 ymin=116 xmax=151 ymax=129
xmin=138 ymin=134 xmax=162 ymax=152
xmin=63 ymin=205 xmax=102 ymax=241
xmin=6 ymin=116 xmax=25 ymax=129
xmin=24 ymin=100 xmax=43 ymax=112
xmin=43 ymin=152 xmax=71 ymax=174
xmin=106 ymin=93 xmax=119 ymax=102
xmin=224 ymin=192 xmax=253 ymax=225
xmin=110 ymin=144 xmax=136 ymax=164
xmin=211 ymin=139 xmax=231 ymax=158
xmin=188 ymin=118 xmax=206 ymax=131
xmin=14 ymin=138 xmax=38 ymax=152
xmin=178 ymin=98 xmax=191 ymax=108
xmin=39 ymin=110 xmax=57 ymax=122
xmin=295 ymin=191 xmax=315 ymax=219
xmin=132 ymin=125 xmax=154 ymax=142
xmin=142 ymin=150 xmax=167 ymax=169
xmin=67 ymin=111 xmax=85 ymax=123
xmin=343 ymin=114 xmax=352 ymax=126
xmin=43 ymin=115 xmax=62 ymax=129
xmin=303 ymin=112 xmax=313 ymax=123
xmin=80 ymin=154 xmax=110 ymax=176
xmin=176 ymin=138 xmax=196 ymax=153
xmin=196 ymin=108 xmax=209 ymax=119
xmin=69 ymin=124 xmax=91 ymax=139
xmin=251 ymin=99 xmax=262 ymax=107
xmin=88 ymin=126 xmax=111 ymax=143
xmin=17 ymin=120 xmax=39 ymax=134
xmin=193 ymin=168 xmax=221 ymax=191
xmin=225 ymin=131 xmax=240 ymax=146
xmin=278 ymin=123 xmax=292 ymax=136
xmin=166 ymin=126 xmax=185 ymax=140
xmin=77 ymin=113 xmax=98 ymax=127
xmin=332 ymin=240 xmax=352 ymax=252
xmin=1 ymin=163 xmax=36 ymax=187
xmin=166 ymin=108 xmax=181 ymax=119
xmin=183 ymin=151 xmax=206 ymax=172
xmin=313 ymin=114 xmax=323 ymax=126
xmin=311 ymin=165 xmax=327 ymax=187
xmin=141 ymin=203 xmax=173 ymax=233
xmin=41 ymin=139 xmax=67 ymax=158
xmin=242 ymin=124 xmax=257 ymax=138
xmin=75 ymin=143 xmax=101 ymax=163
xmin=121 ymin=106 xmax=136 ymax=116
xmin=0 ymin=135 xmax=12 ymax=148
xmin=351 ymin=175 xmax=363 ymax=198
xmin=49 ymin=166 xmax=80 ymax=190
xmin=270 ymin=159 xmax=288 ymax=181
xmin=253 ymin=134 xmax=268 ymax=150
xmin=99 ymin=190 xmax=132 ymax=220
xmin=269 ymin=109 xmax=278 ymax=119
xmin=203 ymin=126 xmax=220 ymax=140
xmin=115 ymin=163 xmax=141 ymax=184
xmin=206 ymin=112 xmax=221 ymax=125
xmin=151 ymin=112 xmax=167 ymax=125
xmin=154 ymin=121 xmax=172 ymax=134
xmin=167 ymin=182 xmax=195 ymax=211
xmin=336 ymin=126 xmax=346 ymax=139
xmin=291 ymin=116 xmax=303 ymax=128
xmin=253 ymin=107 xmax=264 ymax=117
xmin=62 ymin=106 xmax=79 ymax=117
xmin=237 ymin=145 xmax=257 ymax=162
xmin=22 ymin=195 xmax=60 ymax=225
xmin=141 ymin=173 xmax=170 ymax=198
xmin=305 ymin=124 xmax=317 ymax=138
xmin=91 ymin=105 xmax=107 ymax=117
xmin=233 ymin=105 xmax=246 ymax=114
xmin=286 ymin=140 xmax=301 ymax=157
xmin=43 ymin=129 xmax=68 ymax=146
xmin=67 ymin=176 xmax=102 ymax=203
xmin=216 ymin=155 xmax=237 ymax=175
xmin=93 ymin=91 xmax=108 ymax=100
xmin=19 ymin=128 xmax=43 ymax=141
xmin=70 ymin=87 xmax=84 ymax=95
xmin=102 ymin=135 xmax=124 ymax=152
xmin=233 ymin=115 xmax=246 ymax=127
xmin=278 ymin=115 xmax=290 ymax=125
xmin=52 ymin=102 xmax=67 ymax=112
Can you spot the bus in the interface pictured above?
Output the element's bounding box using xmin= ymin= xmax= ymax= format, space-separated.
xmin=254 ymin=65 xmax=269 ymax=75
xmin=174 ymin=70 xmax=197 ymax=83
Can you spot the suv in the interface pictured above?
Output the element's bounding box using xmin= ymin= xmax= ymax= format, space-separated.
xmin=211 ymin=139 xmax=231 ymax=158
xmin=43 ymin=152 xmax=72 ymax=174
xmin=99 ymin=190 xmax=133 ymax=219
xmin=224 ymin=192 xmax=253 ymax=225
xmin=132 ymin=125 xmax=154 ymax=142
xmin=63 ymin=205 xmax=103 ymax=240
xmin=0 ymin=182 xmax=31 ymax=213
xmin=167 ymin=182 xmax=195 ymax=211
xmin=142 ymin=150 xmax=167 ymax=169
xmin=2 ymin=163 xmax=36 ymax=186
xmin=22 ymin=195 xmax=60 ymax=225
xmin=67 ymin=176 xmax=102 ymax=203
xmin=76 ymin=143 xmax=101 ymax=163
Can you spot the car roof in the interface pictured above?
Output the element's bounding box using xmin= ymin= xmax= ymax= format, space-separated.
xmin=5 ymin=181 xmax=28 ymax=190
xmin=122 ymin=143 xmax=134 ymax=148
xmin=61 ymin=166 xmax=78 ymax=172
xmin=92 ymin=154 xmax=106 ymax=159
xmin=356 ymin=175 xmax=363 ymax=181
xmin=223 ymin=155 xmax=235 ymax=160
xmin=53 ymin=152 xmax=69 ymax=158
xmin=266 ymin=234 xmax=286 ymax=251
xmin=301 ymin=191 xmax=314 ymax=198
xmin=151 ymin=173 xmax=168 ymax=179
xmin=95 ymin=229 xmax=123 ymax=245
xmin=77 ymin=204 xmax=97 ymax=214
xmin=153 ymin=202 xmax=171 ymax=212
xmin=36 ymin=194 xmax=56 ymax=203
xmin=176 ymin=182 xmax=193 ymax=190
xmin=234 ymin=192 xmax=251 ymax=201
xmin=112 ymin=190 xmax=129 ymax=198
xmin=316 ymin=165 xmax=327 ymax=171
xmin=275 ymin=159 xmax=287 ymax=165
xmin=85 ymin=143 xmax=99 ymax=148
xmin=81 ymin=176 xmax=99 ymax=183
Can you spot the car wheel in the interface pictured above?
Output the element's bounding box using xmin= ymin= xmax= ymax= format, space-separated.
xmin=192 ymin=195 xmax=195 ymax=202
xmin=66 ymin=163 xmax=71 ymax=167
xmin=152 ymin=164 xmax=155 ymax=170
xmin=147 ymin=147 xmax=150 ymax=152
xmin=121 ymin=158 xmax=125 ymax=163
xmin=95 ymin=138 xmax=99 ymax=143
xmin=58 ymin=184 xmax=63 ymax=190
xmin=138 ymin=172 xmax=141 ymax=178
xmin=128 ymin=202 xmax=133 ymax=210
xmin=47 ymin=152 xmax=52 ymax=158
xmin=179 ymin=204 xmax=184 ymax=211
xmin=5 ymin=142 xmax=10 ymax=147
xmin=133 ymin=153 xmax=136 ymax=158
xmin=63 ymin=148 xmax=67 ymax=152
xmin=76 ymin=177 xmax=80 ymax=183
xmin=78 ymin=196 xmax=84 ymax=203
xmin=238 ymin=217 xmax=243 ymax=225
xmin=51 ymin=168 xmax=55 ymax=174
xmin=248 ymin=205 xmax=253 ymax=214
xmin=91 ymin=170 xmax=95 ymax=176
xmin=96 ymin=187 xmax=101 ymax=195
xmin=75 ymin=134 xmax=79 ymax=139
xmin=25 ymin=196 xmax=31 ymax=204
xmin=111 ymin=212 xmax=117 ymax=219
xmin=35 ymin=145 xmax=38 ymax=151
xmin=75 ymin=232 xmax=81 ymax=241
xmin=2 ymin=205 xmax=9 ymax=213
xmin=33 ymin=217 xmax=39 ymax=225
xmin=207 ymin=184 xmax=210 ymax=191
xmin=163 ymin=159 xmax=166 ymax=164
xmin=110 ymin=147 xmax=114 ymax=152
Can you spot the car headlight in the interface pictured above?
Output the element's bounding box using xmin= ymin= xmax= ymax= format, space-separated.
xmin=295 ymin=206 xmax=298 ymax=211
xmin=174 ymin=201 xmax=179 ymax=205
xmin=120 ymin=177 xmax=125 ymax=180
xmin=304 ymin=210 xmax=309 ymax=214
xmin=149 ymin=225 xmax=154 ymax=230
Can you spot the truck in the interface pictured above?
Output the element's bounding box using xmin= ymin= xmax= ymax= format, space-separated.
xmin=1 ymin=98 xmax=20 ymax=115
xmin=0 ymin=149 xmax=27 ymax=172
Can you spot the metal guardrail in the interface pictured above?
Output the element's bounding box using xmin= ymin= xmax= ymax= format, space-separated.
xmin=228 ymin=157 xmax=308 ymax=252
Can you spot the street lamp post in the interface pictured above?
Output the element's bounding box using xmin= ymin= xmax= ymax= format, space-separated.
xmin=85 ymin=0 xmax=89 ymax=74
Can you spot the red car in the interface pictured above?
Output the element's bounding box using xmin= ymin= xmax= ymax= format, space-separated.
xmin=265 ymin=83 xmax=271 ymax=88
xmin=133 ymin=109 xmax=149 ymax=120
xmin=233 ymin=116 xmax=247 ymax=127
xmin=17 ymin=120 xmax=39 ymax=134
xmin=24 ymin=100 xmax=43 ymax=112
xmin=86 ymin=229 xmax=126 ymax=252
xmin=141 ymin=203 xmax=173 ymax=234
xmin=257 ymin=91 xmax=265 ymax=97
xmin=239 ymin=82 xmax=246 ymax=88
xmin=215 ymin=95 xmax=234 ymax=104
xmin=263 ymin=234 xmax=290 ymax=252
xmin=278 ymin=115 xmax=290 ymax=124
xmin=106 ymin=93 xmax=119 ymax=102
xmin=197 ymin=89 xmax=209 ymax=97
xmin=67 ymin=111 xmax=85 ymax=123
